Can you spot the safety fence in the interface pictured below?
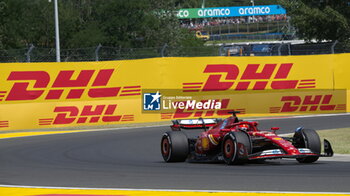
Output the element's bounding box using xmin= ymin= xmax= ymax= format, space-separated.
xmin=0 ymin=41 xmax=349 ymax=63
xmin=220 ymin=41 xmax=346 ymax=56
xmin=200 ymin=21 xmax=291 ymax=41
xmin=0 ymin=54 xmax=349 ymax=130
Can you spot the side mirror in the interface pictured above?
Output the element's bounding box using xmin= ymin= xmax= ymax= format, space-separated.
xmin=271 ymin=127 xmax=280 ymax=131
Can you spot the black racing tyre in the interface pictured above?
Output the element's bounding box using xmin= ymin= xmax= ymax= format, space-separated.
xmin=222 ymin=131 xmax=252 ymax=165
xmin=293 ymin=128 xmax=321 ymax=163
xmin=161 ymin=131 xmax=189 ymax=162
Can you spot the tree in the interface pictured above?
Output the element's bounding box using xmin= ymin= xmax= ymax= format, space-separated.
xmin=0 ymin=0 xmax=6 ymax=50
xmin=0 ymin=0 xmax=55 ymax=49
xmin=281 ymin=0 xmax=350 ymax=42
xmin=0 ymin=0 xmax=203 ymax=50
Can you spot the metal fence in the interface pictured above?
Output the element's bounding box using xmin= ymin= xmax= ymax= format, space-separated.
xmin=219 ymin=41 xmax=349 ymax=56
xmin=204 ymin=21 xmax=292 ymax=41
xmin=0 ymin=41 xmax=349 ymax=63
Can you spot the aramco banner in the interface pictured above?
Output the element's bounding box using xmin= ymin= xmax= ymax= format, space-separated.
xmin=0 ymin=54 xmax=349 ymax=130
xmin=177 ymin=5 xmax=286 ymax=19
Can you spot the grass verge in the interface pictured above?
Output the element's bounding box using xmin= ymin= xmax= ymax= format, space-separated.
xmin=283 ymin=128 xmax=350 ymax=154
xmin=1 ymin=120 xmax=348 ymax=154
xmin=317 ymin=128 xmax=350 ymax=154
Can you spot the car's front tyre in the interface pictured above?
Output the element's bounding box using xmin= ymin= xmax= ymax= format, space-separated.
xmin=293 ymin=128 xmax=321 ymax=163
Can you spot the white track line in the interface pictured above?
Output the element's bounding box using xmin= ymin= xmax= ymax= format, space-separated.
xmin=1 ymin=114 xmax=350 ymax=192
xmin=1 ymin=113 xmax=349 ymax=140
xmin=245 ymin=112 xmax=350 ymax=121
xmin=0 ymin=185 xmax=349 ymax=194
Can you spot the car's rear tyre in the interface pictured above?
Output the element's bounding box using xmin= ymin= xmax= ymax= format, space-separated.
xmin=161 ymin=131 xmax=189 ymax=162
xmin=222 ymin=131 xmax=251 ymax=165
xmin=293 ymin=128 xmax=321 ymax=163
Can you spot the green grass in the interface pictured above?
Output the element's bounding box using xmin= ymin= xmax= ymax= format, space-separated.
xmin=317 ymin=128 xmax=350 ymax=154
xmin=281 ymin=128 xmax=350 ymax=154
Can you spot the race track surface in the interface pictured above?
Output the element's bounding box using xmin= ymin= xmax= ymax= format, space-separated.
xmin=0 ymin=114 xmax=349 ymax=192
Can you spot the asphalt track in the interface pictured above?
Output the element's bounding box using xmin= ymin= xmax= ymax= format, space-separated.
xmin=0 ymin=114 xmax=349 ymax=193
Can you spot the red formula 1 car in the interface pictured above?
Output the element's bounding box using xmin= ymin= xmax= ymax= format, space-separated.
xmin=161 ymin=111 xmax=334 ymax=164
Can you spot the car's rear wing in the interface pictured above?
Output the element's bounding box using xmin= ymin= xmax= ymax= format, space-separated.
xmin=171 ymin=118 xmax=221 ymax=130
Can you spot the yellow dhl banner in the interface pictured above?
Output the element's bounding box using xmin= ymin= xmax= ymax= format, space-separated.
xmin=0 ymin=54 xmax=349 ymax=130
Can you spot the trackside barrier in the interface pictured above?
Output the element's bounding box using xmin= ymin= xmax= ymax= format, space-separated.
xmin=0 ymin=54 xmax=349 ymax=131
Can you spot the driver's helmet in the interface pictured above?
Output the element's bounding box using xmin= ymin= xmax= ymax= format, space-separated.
xmin=237 ymin=124 xmax=249 ymax=131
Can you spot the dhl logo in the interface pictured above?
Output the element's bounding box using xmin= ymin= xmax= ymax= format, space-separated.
xmin=161 ymin=99 xmax=245 ymax=119
xmin=270 ymin=95 xmax=346 ymax=113
xmin=39 ymin=104 xmax=134 ymax=125
xmin=183 ymin=63 xmax=316 ymax=92
xmin=0 ymin=69 xmax=141 ymax=101
xmin=34 ymin=194 xmax=125 ymax=196
xmin=0 ymin=121 xmax=9 ymax=128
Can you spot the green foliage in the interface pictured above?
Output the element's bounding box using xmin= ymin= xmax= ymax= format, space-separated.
xmin=175 ymin=0 xmax=200 ymax=8
xmin=1 ymin=0 xmax=349 ymax=50
xmin=0 ymin=0 xmax=203 ymax=50
xmin=0 ymin=1 xmax=6 ymax=50
xmin=0 ymin=0 xmax=55 ymax=49
xmin=68 ymin=22 xmax=105 ymax=48
xmin=281 ymin=0 xmax=350 ymax=42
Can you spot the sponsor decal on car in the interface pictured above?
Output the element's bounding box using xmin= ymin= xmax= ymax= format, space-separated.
xmin=260 ymin=149 xmax=283 ymax=156
xmin=298 ymin=148 xmax=313 ymax=154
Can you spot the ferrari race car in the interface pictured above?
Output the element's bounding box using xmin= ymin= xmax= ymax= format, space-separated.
xmin=161 ymin=111 xmax=334 ymax=164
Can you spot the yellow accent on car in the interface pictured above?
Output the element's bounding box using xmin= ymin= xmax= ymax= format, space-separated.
xmin=208 ymin=134 xmax=219 ymax=145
